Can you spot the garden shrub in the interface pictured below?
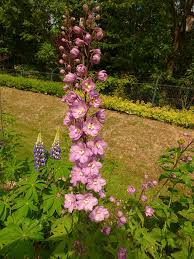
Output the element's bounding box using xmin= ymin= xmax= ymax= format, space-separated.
xmin=0 ymin=73 xmax=193 ymax=128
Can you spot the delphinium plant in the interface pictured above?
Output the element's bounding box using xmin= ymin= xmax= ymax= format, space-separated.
xmin=59 ymin=3 xmax=109 ymax=223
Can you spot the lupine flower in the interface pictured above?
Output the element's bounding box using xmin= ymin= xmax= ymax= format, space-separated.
xmin=34 ymin=133 xmax=46 ymax=171
xmin=82 ymin=78 xmax=96 ymax=93
xmin=83 ymin=117 xmax=101 ymax=136
xmin=86 ymin=176 xmax=106 ymax=193
xmin=76 ymin=193 xmax=98 ymax=211
xmin=89 ymin=206 xmax=109 ymax=222
xmin=64 ymin=73 xmax=77 ymax=83
xmin=84 ymin=33 xmax=92 ymax=44
xmin=64 ymin=194 xmax=77 ymax=213
xmin=76 ymin=64 xmax=88 ymax=76
xmin=50 ymin=128 xmax=61 ymax=160
xmin=87 ymin=137 xmax=107 ymax=156
xmin=145 ymin=206 xmax=155 ymax=217
xmin=96 ymin=109 xmax=106 ymax=123
xmin=75 ymin=38 xmax=85 ymax=47
xmin=70 ymin=101 xmax=88 ymax=119
xmin=69 ymin=122 xmax=83 ymax=141
xmin=101 ymin=226 xmax=111 ymax=235
xmin=118 ymin=248 xmax=127 ymax=259
xmin=127 ymin=185 xmax=136 ymax=194
xmin=97 ymin=70 xmax=108 ymax=82
xmin=70 ymin=142 xmax=92 ymax=164
xmin=70 ymin=166 xmax=87 ymax=186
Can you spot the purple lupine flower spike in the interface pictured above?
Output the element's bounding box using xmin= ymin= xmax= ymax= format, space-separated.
xmin=50 ymin=128 xmax=61 ymax=160
xmin=34 ymin=133 xmax=46 ymax=171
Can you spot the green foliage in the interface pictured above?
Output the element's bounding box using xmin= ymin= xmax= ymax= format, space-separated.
xmin=1 ymin=74 xmax=194 ymax=128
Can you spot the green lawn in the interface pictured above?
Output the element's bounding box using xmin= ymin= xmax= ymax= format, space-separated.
xmin=1 ymin=87 xmax=193 ymax=199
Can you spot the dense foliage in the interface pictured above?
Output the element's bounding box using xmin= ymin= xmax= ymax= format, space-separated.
xmin=0 ymin=0 xmax=193 ymax=78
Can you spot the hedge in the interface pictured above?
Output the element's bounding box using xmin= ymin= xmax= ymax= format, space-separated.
xmin=0 ymin=73 xmax=193 ymax=128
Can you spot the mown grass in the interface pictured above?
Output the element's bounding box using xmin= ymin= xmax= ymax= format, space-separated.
xmin=1 ymin=87 xmax=194 ymax=199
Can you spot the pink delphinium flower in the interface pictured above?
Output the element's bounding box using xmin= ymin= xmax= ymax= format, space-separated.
xmin=70 ymin=166 xmax=87 ymax=186
xmin=87 ymin=137 xmax=107 ymax=156
xmin=101 ymin=226 xmax=111 ymax=235
xmin=96 ymin=109 xmax=105 ymax=123
xmin=76 ymin=193 xmax=98 ymax=212
xmin=84 ymin=33 xmax=92 ymax=44
xmin=89 ymin=90 xmax=101 ymax=108
xmin=118 ymin=248 xmax=127 ymax=259
xmin=91 ymin=53 xmax=101 ymax=64
xmin=64 ymin=73 xmax=77 ymax=83
xmin=69 ymin=123 xmax=83 ymax=141
xmin=118 ymin=216 xmax=127 ymax=228
xmin=70 ymin=47 xmax=80 ymax=59
xmin=145 ymin=206 xmax=155 ymax=217
xmin=82 ymin=160 xmax=102 ymax=176
xmin=70 ymin=142 xmax=92 ymax=164
xmin=62 ymin=91 xmax=81 ymax=106
xmin=141 ymin=194 xmax=148 ymax=202
xmin=89 ymin=206 xmax=109 ymax=222
xmin=127 ymin=185 xmax=136 ymax=194
xmin=73 ymin=25 xmax=83 ymax=34
xmin=82 ymin=78 xmax=96 ymax=93
xmin=86 ymin=176 xmax=106 ymax=193
xmin=70 ymin=101 xmax=88 ymax=119
xmin=64 ymin=194 xmax=77 ymax=213
xmin=76 ymin=64 xmax=88 ymax=76
xmin=64 ymin=112 xmax=74 ymax=126
xmin=83 ymin=118 xmax=101 ymax=136
xmin=75 ymin=38 xmax=85 ymax=47
xmin=109 ymin=196 xmax=116 ymax=203
xmin=97 ymin=70 xmax=108 ymax=82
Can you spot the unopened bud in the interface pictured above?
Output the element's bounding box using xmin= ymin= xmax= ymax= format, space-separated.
xmin=67 ymin=65 xmax=71 ymax=71
xmin=96 ymin=14 xmax=101 ymax=20
xmin=60 ymin=69 xmax=65 ymax=74
xmin=71 ymin=17 xmax=76 ymax=22
xmin=59 ymin=46 xmax=64 ymax=51
xmin=83 ymin=4 xmax=89 ymax=12
xmin=61 ymin=26 xmax=65 ymax=30
xmin=95 ymin=5 xmax=101 ymax=12
xmin=62 ymin=54 xmax=67 ymax=60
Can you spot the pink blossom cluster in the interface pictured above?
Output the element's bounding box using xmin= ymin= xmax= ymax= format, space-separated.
xmin=61 ymin=4 xmax=109 ymax=222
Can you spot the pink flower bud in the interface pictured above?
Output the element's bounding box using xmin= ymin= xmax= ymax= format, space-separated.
xmin=97 ymin=70 xmax=108 ymax=82
xmin=62 ymin=54 xmax=67 ymax=60
xmin=117 ymin=210 xmax=123 ymax=218
xmin=67 ymin=65 xmax=72 ymax=71
xmin=59 ymin=59 xmax=64 ymax=64
xmin=61 ymin=26 xmax=65 ymax=30
xmin=91 ymin=49 xmax=101 ymax=55
xmin=60 ymin=69 xmax=65 ymax=74
xmin=141 ymin=195 xmax=148 ymax=202
xmin=76 ymin=64 xmax=87 ymax=76
xmin=95 ymin=28 xmax=104 ymax=40
xmin=145 ymin=206 xmax=154 ymax=217
xmin=84 ymin=33 xmax=92 ymax=44
xmin=75 ymin=59 xmax=80 ymax=64
xmin=83 ymin=4 xmax=89 ymax=12
xmin=101 ymin=226 xmax=111 ymax=235
xmin=70 ymin=47 xmax=80 ymax=59
xmin=61 ymin=38 xmax=66 ymax=42
xmin=64 ymin=73 xmax=77 ymax=83
xmin=75 ymin=38 xmax=85 ymax=47
xmin=109 ymin=196 xmax=116 ymax=203
xmin=127 ymin=185 xmax=136 ymax=194
xmin=73 ymin=26 xmax=83 ymax=34
xmin=91 ymin=54 xmax=101 ymax=64
xmin=59 ymin=46 xmax=65 ymax=51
